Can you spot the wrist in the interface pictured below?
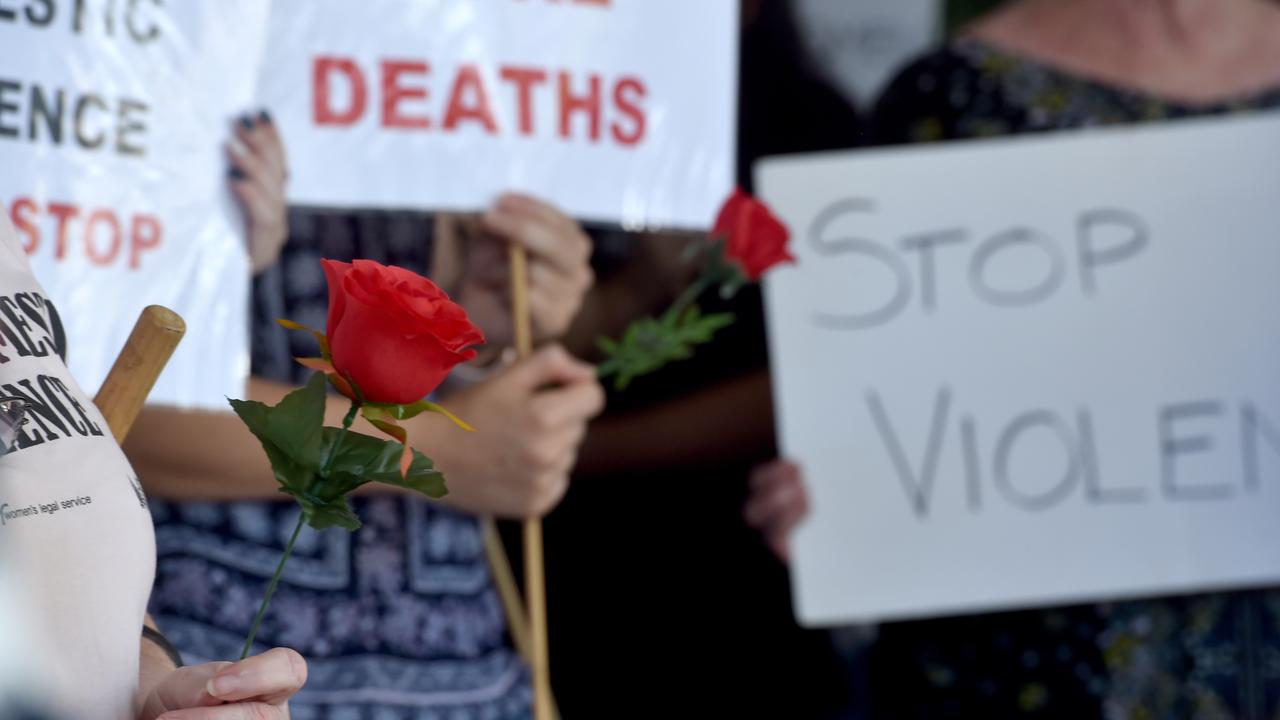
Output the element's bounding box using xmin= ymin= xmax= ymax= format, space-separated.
xmin=142 ymin=625 xmax=184 ymax=669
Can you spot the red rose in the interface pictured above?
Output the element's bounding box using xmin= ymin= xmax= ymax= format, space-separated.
xmin=712 ymin=187 xmax=794 ymax=280
xmin=322 ymin=259 xmax=485 ymax=405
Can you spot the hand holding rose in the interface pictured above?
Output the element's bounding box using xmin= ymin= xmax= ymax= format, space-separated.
xmin=227 ymin=111 xmax=289 ymax=276
xmin=138 ymin=648 xmax=306 ymax=720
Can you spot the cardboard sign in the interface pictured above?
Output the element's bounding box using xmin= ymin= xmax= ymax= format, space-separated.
xmin=758 ymin=113 xmax=1280 ymax=625
xmin=257 ymin=0 xmax=739 ymax=229
xmin=0 ymin=1 xmax=268 ymax=408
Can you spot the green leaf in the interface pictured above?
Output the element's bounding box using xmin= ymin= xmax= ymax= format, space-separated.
xmin=322 ymin=428 xmax=448 ymax=500
xmin=591 ymin=302 xmax=739 ymax=391
xmin=271 ymin=373 xmax=328 ymax=467
xmin=228 ymin=398 xmax=315 ymax=494
xmin=596 ymin=335 xmax=620 ymax=356
xmin=228 ymin=373 xmax=327 ymax=473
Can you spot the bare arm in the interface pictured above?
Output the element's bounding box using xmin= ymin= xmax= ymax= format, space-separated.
xmin=127 ymin=347 xmax=603 ymax=520
xmin=124 ymin=376 xmax=349 ymax=501
xmin=574 ymin=368 xmax=776 ymax=478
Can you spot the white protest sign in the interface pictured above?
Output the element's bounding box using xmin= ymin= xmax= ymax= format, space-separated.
xmin=0 ymin=1 xmax=267 ymax=408
xmin=758 ymin=113 xmax=1280 ymax=626
xmin=257 ymin=0 xmax=739 ymax=229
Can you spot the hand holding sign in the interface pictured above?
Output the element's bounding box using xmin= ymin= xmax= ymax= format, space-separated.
xmin=228 ymin=111 xmax=289 ymax=275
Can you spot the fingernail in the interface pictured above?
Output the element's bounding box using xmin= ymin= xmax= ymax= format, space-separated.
xmin=258 ymin=109 xmax=272 ymax=124
xmin=208 ymin=672 xmax=243 ymax=697
xmin=239 ymin=115 xmax=255 ymax=130
xmin=229 ymin=166 xmax=246 ymax=180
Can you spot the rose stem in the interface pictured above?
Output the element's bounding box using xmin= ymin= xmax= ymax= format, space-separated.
xmin=239 ymin=513 xmax=303 ymax=659
xmin=240 ymin=400 xmax=360 ymax=659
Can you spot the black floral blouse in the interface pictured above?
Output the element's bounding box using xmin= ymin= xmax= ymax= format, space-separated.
xmin=865 ymin=39 xmax=1280 ymax=720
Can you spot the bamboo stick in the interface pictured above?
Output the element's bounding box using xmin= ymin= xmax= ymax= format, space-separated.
xmin=509 ymin=244 xmax=553 ymax=720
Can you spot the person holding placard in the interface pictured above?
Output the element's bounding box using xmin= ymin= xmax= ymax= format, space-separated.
xmin=126 ymin=115 xmax=603 ymax=718
xmin=862 ymin=0 xmax=1280 ymax=716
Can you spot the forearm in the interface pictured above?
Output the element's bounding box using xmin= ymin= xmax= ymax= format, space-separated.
xmin=125 ymin=376 xmax=357 ymax=500
xmin=575 ymin=369 xmax=777 ymax=478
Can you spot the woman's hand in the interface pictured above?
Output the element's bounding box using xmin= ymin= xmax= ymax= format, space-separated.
xmin=228 ymin=110 xmax=289 ymax=275
xmin=138 ymin=647 xmax=306 ymax=720
xmin=451 ymin=194 xmax=593 ymax=353
xmin=744 ymin=459 xmax=809 ymax=562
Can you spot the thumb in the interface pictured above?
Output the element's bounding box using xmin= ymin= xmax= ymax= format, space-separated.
xmin=142 ymin=662 xmax=229 ymax=718
xmin=504 ymin=344 xmax=596 ymax=391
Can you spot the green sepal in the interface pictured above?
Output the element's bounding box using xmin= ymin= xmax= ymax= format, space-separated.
xmin=364 ymin=399 xmax=474 ymax=431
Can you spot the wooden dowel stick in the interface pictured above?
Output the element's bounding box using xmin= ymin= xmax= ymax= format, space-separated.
xmin=93 ymin=305 xmax=186 ymax=443
xmin=509 ymin=244 xmax=553 ymax=720
xmin=483 ymin=516 xmax=532 ymax=661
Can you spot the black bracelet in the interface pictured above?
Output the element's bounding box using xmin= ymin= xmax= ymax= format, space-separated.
xmin=141 ymin=625 xmax=184 ymax=668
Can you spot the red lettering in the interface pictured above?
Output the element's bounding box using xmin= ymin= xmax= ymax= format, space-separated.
xmin=129 ymin=214 xmax=162 ymax=270
xmin=5 ymin=200 xmax=162 ymax=270
xmin=443 ymin=65 xmax=499 ymax=133
xmin=46 ymin=203 xmax=78 ymax=261
xmin=381 ymin=60 xmax=431 ymax=130
xmin=84 ymin=209 xmax=121 ymax=266
xmin=611 ymin=76 xmax=647 ymax=146
xmin=10 ymin=198 xmax=40 ymax=254
xmin=558 ymin=72 xmax=601 ymax=141
xmin=500 ymin=66 xmax=548 ymax=136
xmin=314 ymin=56 xmax=368 ymax=126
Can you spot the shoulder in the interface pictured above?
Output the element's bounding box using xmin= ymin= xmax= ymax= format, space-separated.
xmin=869 ymin=40 xmax=1033 ymax=146
xmin=869 ymin=43 xmax=978 ymax=145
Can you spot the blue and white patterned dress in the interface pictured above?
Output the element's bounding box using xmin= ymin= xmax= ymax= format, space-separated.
xmin=149 ymin=210 xmax=532 ymax=719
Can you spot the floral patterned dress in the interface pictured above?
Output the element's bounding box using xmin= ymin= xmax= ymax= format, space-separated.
xmin=866 ymin=39 xmax=1280 ymax=720
xmin=149 ymin=210 xmax=532 ymax=720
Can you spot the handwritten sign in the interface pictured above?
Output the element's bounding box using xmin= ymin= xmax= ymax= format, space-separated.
xmin=758 ymin=113 xmax=1280 ymax=625
xmin=0 ymin=2 xmax=268 ymax=408
xmin=256 ymin=0 xmax=739 ymax=229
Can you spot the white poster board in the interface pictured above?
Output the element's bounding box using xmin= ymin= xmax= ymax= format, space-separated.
xmin=0 ymin=2 xmax=268 ymax=408
xmin=257 ymin=0 xmax=739 ymax=229
xmin=758 ymin=113 xmax=1280 ymax=626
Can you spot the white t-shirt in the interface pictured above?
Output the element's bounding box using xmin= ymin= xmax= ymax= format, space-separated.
xmin=0 ymin=214 xmax=155 ymax=719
